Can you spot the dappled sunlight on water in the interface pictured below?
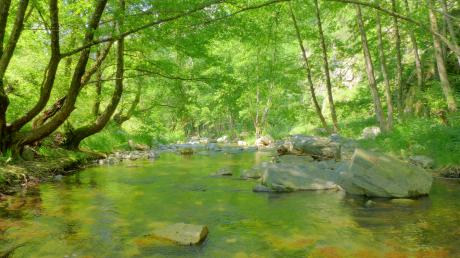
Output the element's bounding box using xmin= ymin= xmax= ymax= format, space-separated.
xmin=1 ymin=152 xmax=460 ymax=257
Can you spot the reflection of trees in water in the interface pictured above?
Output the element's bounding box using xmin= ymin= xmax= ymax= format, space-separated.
xmin=342 ymin=184 xmax=460 ymax=256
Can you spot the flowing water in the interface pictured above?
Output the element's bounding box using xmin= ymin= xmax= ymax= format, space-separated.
xmin=1 ymin=152 xmax=460 ymax=258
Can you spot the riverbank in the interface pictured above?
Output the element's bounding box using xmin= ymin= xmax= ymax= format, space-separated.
xmin=0 ymin=149 xmax=104 ymax=196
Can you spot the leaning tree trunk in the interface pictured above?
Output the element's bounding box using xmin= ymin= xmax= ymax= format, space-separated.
xmin=12 ymin=0 xmax=108 ymax=153
xmin=63 ymin=0 xmax=125 ymax=150
xmin=314 ymin=0 xmax=339 ymax=132
xmin=376 ymin=10 xmax=394 ymax=131
xmin=355 ymin=4 xmax=387 ymax=131
xmin=289 ymin=2 xmax=330 ymax=133
xmin=427 ymin=0 xmax=457 ymax=112
xmin=391 ymin=0 xmax=404 ymax=114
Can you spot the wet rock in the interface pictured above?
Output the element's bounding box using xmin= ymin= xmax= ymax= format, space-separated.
xmin=360 ymin=126 xmax=381 ymax=139
xmin=280 ymin=135 xmax=341 ymax=160
xmin=240 ymin=162 xmax=270 ymax=180
xmin=409 ymin=155 xmax=434 ymax=169
xmin=179 ymin=147 xmax=194 ymax=155
xmin=364 ymin=200 xmax=376 ymax=207
xmin=212 ymin=168 xmax=233 ymax=176
xmin=274 ymin=155 xmax=314 ymax=164
xmin=339 ymin=149 xmax=433 ymax=198
xmin=253 ymin=184 xmax=273 ymax=192
xmin=439 ymin=166 xmax=460 ymax=178
xmin=261 ymin=163 xmax=339 ymax=192
xmin=152 ymin=223 xmax=208 ymax=245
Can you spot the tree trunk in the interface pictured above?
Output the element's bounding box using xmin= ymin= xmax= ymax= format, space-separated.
xmin=441 ymin=0 xmax=460 ymax=67
xmin=427 ymin=0 xmax=457 ymax=112
xmin=314 ymin=0 xmax=339 ymax=132
xmin=403 ymin=0 xmax=424 ymax=91
xmin=12 ymin=0 xmax=108 ymax=151
xmin=63 ymin=0 xmax=125 ymax=150
xmin=289 ymin=3 xmax=330 ymax=132
xmin=376 ymin=10 xmax=393 ymax=130
xmin=113 ymin=83 xmax=141 ymax=126
xmin=0 ymin=0 xmax=12 ymax=58
xmin=355 ymin=4 xmax=387 ymax=131
xmin=391 ymin=0 xmax=404 ymax=114
xmin=93 ymin=68 xmax=103 ymax=117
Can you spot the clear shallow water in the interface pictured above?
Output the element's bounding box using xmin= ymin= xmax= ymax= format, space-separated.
xmin=1 ymin=152 xmax=460 ymax=258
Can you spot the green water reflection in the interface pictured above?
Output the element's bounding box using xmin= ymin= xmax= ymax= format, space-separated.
xmin=1 ymin=152 xmax=459 ymax=257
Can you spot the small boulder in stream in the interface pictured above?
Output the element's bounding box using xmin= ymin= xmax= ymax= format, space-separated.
xmin=339 ymin=149 xmax=433 ymax=198
xmin=152 ymin=223 xmax=208 ymax=245
xmin=212 ymin=168 xmax=233 ymax=176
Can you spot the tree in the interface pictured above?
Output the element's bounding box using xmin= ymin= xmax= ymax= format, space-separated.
xmin=375 ymin=7 xmax=393 ymax=130
xmin=427 ymin=0 xmax=457 ymax=112
xmin=289 ymin=2 xmax=330 ymax=132
xmin=355 ymin=4 xmax=387 ymax=131
xmin=313 ymin=0 xmax=339 ymax=132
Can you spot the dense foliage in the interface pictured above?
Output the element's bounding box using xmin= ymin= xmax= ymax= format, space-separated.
xmin=0 ymin=0 xmax=459 ymax=165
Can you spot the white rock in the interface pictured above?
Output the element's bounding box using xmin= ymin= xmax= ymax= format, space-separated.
xmin=360 ymin=126 xmax=381 ymax=139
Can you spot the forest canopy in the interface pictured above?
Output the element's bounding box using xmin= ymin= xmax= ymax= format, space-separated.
xmin=0 ymin=0 xmax=459 ymax=161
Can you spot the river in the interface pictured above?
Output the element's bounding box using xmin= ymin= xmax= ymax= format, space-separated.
xmin=1 ymin=152 xmax=460 ymax=257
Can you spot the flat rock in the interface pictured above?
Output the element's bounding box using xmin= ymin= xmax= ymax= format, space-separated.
xmin=152 ymin=223 xmax=208 ymax=245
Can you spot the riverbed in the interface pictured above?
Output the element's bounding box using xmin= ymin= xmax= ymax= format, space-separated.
xmin=1 ymin=152 xmax=460 ymax=257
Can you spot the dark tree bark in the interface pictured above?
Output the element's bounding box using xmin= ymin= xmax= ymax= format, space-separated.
xmin=63 ymin=0 xmax=125 ymax=150
xmin=12 ymin=0 xmax=108 ymax=152
xmin=288 ymin=2 xmax=330 ymax=132
xmin=0 ymin=0 xmax=29 ymax=153
xmin=355 ymin=4 xmax=387 ymax=131
xmin=314 ymin=0 xmax=339 ymax=132
xmin=427 ymin=0 xmax=457 ymax=112
xmin=376 ymin=10 xmax=393 ymax=130
xmin=0 ymin=0 xmax=12 ymax=58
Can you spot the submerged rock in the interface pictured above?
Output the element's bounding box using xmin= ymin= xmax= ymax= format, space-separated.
xmin=152 ymin=223 xmax=208 ymax=245
xmin=261 ymin=163 xmax=339 ymax=192
xmin=212 ymin=168 xmax=233 ymax=176
xmin=339 ymin=149 xmax=433 ymax=198
xmin=252 ymin=184 xmax=273 ymax=192
xmin=279 ymin=135 xmax=341 ymax=160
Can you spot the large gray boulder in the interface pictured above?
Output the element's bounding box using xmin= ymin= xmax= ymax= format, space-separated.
xmin=279 ymin=135 xmax=341 ymax=160
xmin=152 ymin=223 xmax=208 ymax=245
xmin=260 ymin=163 xmax=339 ymax=192
xmin=339 ymin=149 xmax=433 ymax=198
